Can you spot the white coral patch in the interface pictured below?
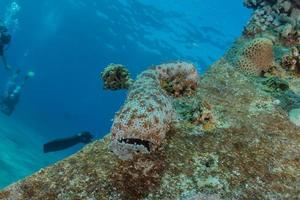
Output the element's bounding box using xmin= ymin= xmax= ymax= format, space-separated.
xmin=289 ymin=108 xmax=300 ymax=127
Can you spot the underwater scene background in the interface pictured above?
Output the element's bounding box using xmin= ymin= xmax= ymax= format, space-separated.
xmin=0 ymin=0 xmax=250 ymax=188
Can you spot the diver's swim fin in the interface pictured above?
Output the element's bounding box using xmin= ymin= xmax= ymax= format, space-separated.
xmin=43 ymin=141 xmax=64 ymax=153
xmin=43 ymin=132 xmax=93 ymax=153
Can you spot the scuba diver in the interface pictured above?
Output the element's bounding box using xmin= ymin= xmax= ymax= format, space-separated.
xmin=0 ymin=69 xmax=35 ymax=116
xmin=43 ymin=132 xmax=94 ymax=153
xmin=0 ymin=20 xmax=12 ymax=70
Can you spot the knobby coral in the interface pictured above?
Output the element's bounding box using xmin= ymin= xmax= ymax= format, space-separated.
xmin=101 ymin=63 xmax=133 ymax=90
xmin=244 ymin=0 xmax=300 ymax=45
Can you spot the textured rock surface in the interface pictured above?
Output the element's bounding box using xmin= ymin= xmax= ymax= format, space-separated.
xmin=0 ymin=59 xmax=299 ymax=199
xmin=1 ymin=1 xmax=300 ymax=199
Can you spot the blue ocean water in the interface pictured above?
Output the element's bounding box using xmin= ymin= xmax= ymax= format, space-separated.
xmin=0 ymin=0 xmax=250 ymax=188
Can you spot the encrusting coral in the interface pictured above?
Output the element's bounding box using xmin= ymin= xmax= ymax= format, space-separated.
xmin=101 ymin=63 xmax=133 ymax=90
xmin=109 ymin=61 xmax=199 ymax=160
xmin=229 ymin=37 xmax=275 ymax=76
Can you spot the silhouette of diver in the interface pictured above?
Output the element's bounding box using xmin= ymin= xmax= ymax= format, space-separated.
xmin=43 ymin=132 xmax=94 ymax=153
xmin=0 ymin=20 xmax=12 ymax=70
xmin=0 ymin=69 xmax=35 ymax=116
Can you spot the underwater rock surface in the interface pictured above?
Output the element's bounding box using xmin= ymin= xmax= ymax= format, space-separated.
xmin=1 ymin=0 xmax=300 ymax=199
xmin=0 ymin=60 xmax=299 ymax=199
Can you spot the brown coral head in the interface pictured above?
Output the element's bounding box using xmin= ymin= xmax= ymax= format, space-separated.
xmin=160 ymin=75 xmax=198 ymax=97
xmin=236 ymin=37 xmax=275 ymax=76
xmin=280 ymin=54 xmax=297 ymax=70
xmin=194 ymin=111 xmax=213 ymax=125
xmin=101 ymin=63 xmax=132 ymax=90
xmin=156 ymin=62 xmax=199 ymax=97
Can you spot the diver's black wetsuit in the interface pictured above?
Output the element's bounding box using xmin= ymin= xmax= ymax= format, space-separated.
xmin=0 ymin=44 xmax=4 ymax=56
xmin=43 ymin=132 xmax=94 ymax=153
xmin=0 ymin=23 xmax=11 ymax=69
xmin=0 ymin=70 xmax=22 ymax=116
xmin=0 ymin=92 xmax=20 ymax=116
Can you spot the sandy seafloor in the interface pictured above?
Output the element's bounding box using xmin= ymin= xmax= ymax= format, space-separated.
xmin=0 ymin=114 xmax=62 ymax=189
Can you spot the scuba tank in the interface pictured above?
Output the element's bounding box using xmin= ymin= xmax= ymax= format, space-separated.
xmin=1 ymin=33 xmax=11 ymax=45
xmin=0 ymin=23 xmax=11 ymax=45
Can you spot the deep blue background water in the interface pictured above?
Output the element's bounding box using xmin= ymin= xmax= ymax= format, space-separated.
xmin=0 ymin=0 xmax=250 ymax=164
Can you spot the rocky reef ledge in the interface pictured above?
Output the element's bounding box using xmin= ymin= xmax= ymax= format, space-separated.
xmin=1 ymin=0 xmax=300 ymax=199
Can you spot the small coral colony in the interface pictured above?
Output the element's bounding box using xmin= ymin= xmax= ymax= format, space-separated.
xmin=100 ymin=0 xmax=300 ymax=160
xmin=244 ymin=0 xmax=300 ymax=75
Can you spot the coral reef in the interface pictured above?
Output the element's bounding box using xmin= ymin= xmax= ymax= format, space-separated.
xmin=1 ymin=61 xmax=299 ymax=199
xmin=101 ymin=63 xmax=133 ymax=90
xmin=242 ymin=0 xmax=300 ymax=77
xmin=109 ymin=62 xmax=198 ymax=160
xmin=1 ymin=1 xmax=300 ymax=199
xmin=244 ymin=0 xmax=300 ymax=45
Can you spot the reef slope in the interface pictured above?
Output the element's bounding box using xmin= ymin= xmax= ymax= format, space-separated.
xmin=1 ymin=0 xmax=300 ymax=199
xmin=0 ymin=59 xmax=299 ymax=199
